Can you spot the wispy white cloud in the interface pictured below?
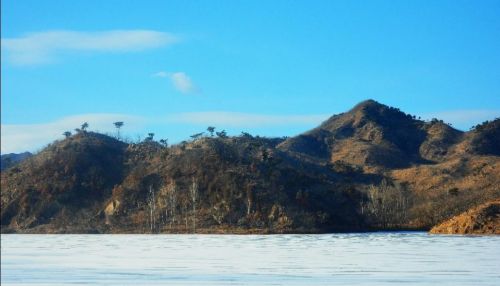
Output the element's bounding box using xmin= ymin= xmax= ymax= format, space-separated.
xmin=170 ymin=72 xmax=197 ymax=94
xmin=152 ymin=71 xmax=169 ymax=78
xmin=1 ymin=114 xmax=144 ymax=153
xmin=1 ymin=112 xmax=328 ymax=153
xmin=1 ymin=30 xmax=178 ymax=65
xmin=423 ymin=109 xmax=499 ymax=129
xmin=167 ymin=112 xmax=329 ymax=127
xmin=153 ymin=71 xmax=199 ymax=94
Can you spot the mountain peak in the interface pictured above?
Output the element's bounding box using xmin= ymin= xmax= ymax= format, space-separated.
xmin=352 ymin=99 xmax=382 ymax=109
xmin=1 ymin=99 xmax=499 ymax=235
xmin=283 ymin=100 xmax=434 ymax=167
xmin=349 ymin=99 xmax=393 ymax=115
xmin=317 ymin=99 xmax=401 ymax=133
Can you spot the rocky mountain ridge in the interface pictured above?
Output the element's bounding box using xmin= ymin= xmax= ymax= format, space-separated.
xmin=1 ymin=100 xmax=499 ymax=234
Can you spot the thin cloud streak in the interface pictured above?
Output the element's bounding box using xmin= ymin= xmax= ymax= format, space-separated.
xmin=1 ymin=112 xmax=329 ymax=153
xmin=423 ymin=109 xmax=499 ymax=129
xmin=1 ymin=114 xmax=144 ymax=153
xmin=152 ymin=71 xmax=169 ymax=78
xmin=167 ymin=112 xmax=329 ymax=127
xmin=5 ymin=109 xmax=497 ymax=153
xmin=1 ymin=30 xmax=178 ymax=65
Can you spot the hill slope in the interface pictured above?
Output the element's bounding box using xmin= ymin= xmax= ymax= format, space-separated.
xmin=1 ymin=152 xmax=32 ymax=171
xmin=1 ymin=101 xmax=499 ymax=234
xmin=278 ymin=100 xmax=465 ymax=169
xmin=430 ymin=200 xmax=500 ymax=235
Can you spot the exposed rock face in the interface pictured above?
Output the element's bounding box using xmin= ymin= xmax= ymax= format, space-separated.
xmin=430 ymin=201 xmax=500 ymax=235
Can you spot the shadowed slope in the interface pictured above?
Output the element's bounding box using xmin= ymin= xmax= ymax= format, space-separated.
xmin=279 ymin=99 xmax=461 ymax=168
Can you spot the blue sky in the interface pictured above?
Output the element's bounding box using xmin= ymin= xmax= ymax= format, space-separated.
xmin=2 ymin=0 xmax=500 ymax=153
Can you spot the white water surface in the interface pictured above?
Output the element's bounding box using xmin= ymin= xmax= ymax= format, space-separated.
xmin=1 ymin=232 xmax=499 ymax=285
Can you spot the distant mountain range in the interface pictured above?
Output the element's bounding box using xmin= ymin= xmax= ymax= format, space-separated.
xmin=1 ymin=100 xmax=499 ymax=234
xmin=1 ymin=152 xmax=32 ymax=171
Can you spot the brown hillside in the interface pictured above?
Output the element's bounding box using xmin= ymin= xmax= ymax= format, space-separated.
xmin=430 ymin=200 xmax=500 ymax=234
xmin=1 ymin=100 xmax=499 ymax=234
xmin=450 ymin=118 xmax=500 ymax=157
xmin=2 ymin=133 xmax=374 ymax=234
xmin=1 ymin=132 xmax=126 ymax=230
xmin=279 ymin=99 xmax=466 ymax=169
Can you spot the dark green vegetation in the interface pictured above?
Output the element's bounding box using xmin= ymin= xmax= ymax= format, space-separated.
xmin=1 ymin=100 xmax=499 ymax=233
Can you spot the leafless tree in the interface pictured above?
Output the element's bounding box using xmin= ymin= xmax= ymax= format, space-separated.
xmin=168 ymin=181 xmax=177 ymax=229
xmin=148 ymin=185 xmax=156 ymax=233
xmin=182 ymin=198 xmax=189 ymax=231
xmin=246 ymin=185 xmax=254 ymax=216
xmin=365 ymin=179 xmax=411 ymax=228
xmin=190 ymin=177 xmax=198 ymax=232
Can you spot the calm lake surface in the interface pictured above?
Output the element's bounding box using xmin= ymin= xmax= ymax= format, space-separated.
xmin=1 ymin=232 xmax=499 ymax=285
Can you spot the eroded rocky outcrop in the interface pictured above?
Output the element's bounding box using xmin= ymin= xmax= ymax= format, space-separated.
xmin=430 ymin=201 xmax=500 ymax=235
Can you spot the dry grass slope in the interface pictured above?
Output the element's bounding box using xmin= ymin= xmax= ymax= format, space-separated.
xmin=1 ymin=101 xmax=498 ymax=234
xmin=430 ymin=200 xmax=500 ymax=234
